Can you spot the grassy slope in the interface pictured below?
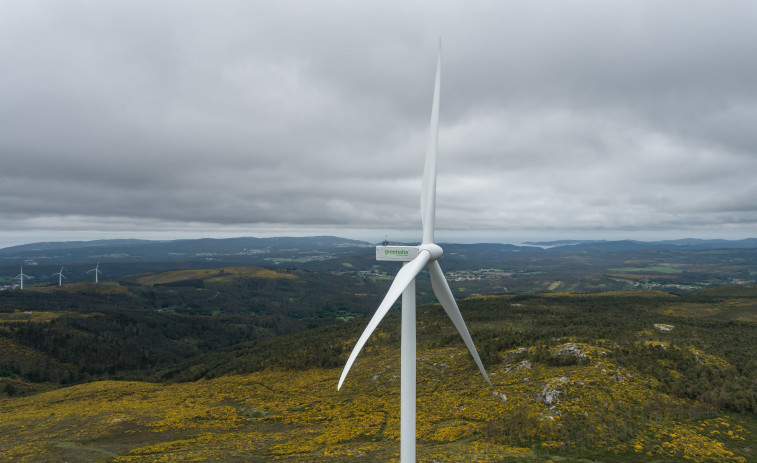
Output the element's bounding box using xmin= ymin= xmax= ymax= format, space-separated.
xmin=0 ymin=345 xmax=753 ymax=462
xmin=1 ymin=290 xmax=756 ymax=462
xmin=135 ymin=266 xmax=295 ymax=286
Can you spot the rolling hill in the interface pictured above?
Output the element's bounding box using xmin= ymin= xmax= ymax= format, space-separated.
xmin=1 ymin=285 xmax=756 ymax=461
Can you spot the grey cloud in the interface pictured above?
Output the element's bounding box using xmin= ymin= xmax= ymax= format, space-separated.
xmin=1 ymin=0 xmax=757 ymax=245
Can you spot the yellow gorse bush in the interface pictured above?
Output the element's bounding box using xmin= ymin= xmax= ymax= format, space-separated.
xmin=0 ymin=342 xmax=751 ymax=462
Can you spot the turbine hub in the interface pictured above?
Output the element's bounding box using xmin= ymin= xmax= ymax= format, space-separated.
xmin=419 ymin=243 xmax=443 ymax=261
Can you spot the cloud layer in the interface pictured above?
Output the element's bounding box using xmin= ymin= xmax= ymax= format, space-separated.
xmin=2 ymin=1 xmax=756 ymax=246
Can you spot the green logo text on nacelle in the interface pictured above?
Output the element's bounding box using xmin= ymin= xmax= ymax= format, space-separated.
xmin=376 ymin=246 xmax=419 ymax=262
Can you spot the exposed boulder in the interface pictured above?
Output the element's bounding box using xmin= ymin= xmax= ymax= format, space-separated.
xmin=554 ymin=343 xmax=587 ymax=359
xmin=654 ymin=323 xmax=674 ymax=332
xmin=536 ymin=376 xmax=571 ymax=406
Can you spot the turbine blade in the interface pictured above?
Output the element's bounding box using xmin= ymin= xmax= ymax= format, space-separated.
xmin=429 ymin=260 xmax=492 ymax=386
xmin=420 ymin=40 xmax=441 ymax=245
xmin=338 ymin=250 xmax=431 ymax=390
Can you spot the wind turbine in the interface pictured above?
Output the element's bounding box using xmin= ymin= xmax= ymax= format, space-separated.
xmin=87 ymin=263 xmax=102 ymax=283
xmin=338 ymin=42 xmax=491 ymax=462
xmin=52 ymin=267 xmax=67 ymax=286
xmin=14 ymin=266 xmax=31 ymax=290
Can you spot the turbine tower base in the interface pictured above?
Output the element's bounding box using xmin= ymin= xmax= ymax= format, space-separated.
xmin=401 ymin=270 xmax=416 ymax=462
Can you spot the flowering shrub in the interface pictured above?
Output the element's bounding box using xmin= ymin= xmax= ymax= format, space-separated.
xmin=0 ymin=343 xmax=751 ymax=462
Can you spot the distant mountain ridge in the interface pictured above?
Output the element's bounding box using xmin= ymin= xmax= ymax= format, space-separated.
xmin=0 ymin=239 xmax=159 ymax=252
xmin=3 ymin=236 xmax=757 ymax=261
xmin=0 ymin=236 xmax=370 ymax=260
xmin=525 ymin=238 xmax=757 ymax=251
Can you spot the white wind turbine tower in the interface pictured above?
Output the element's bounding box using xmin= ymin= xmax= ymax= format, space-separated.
xmin=14 ymin=266 xmax=31 ymax=290
xmin=338 ymin=42 xmax=491 ymax=462
xmin=87 ymin=263 xmax=102 ymax=283
xmin=52 ymin=267 xmax=67 ymax=286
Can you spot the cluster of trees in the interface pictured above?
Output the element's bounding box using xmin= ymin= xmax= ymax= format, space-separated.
xmin=0 ymin=269 xmax=385 ymax=386
xmin=461 ymin=293 xmax=757 ymax=414
xmin=165 ymin=290 xmax=757 ymax=415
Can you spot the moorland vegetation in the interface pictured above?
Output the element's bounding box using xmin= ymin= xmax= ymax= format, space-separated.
xmin=0 ymin=239 xmax=756 ymax=461
xmin=0 ymin=239 xmax=757 ymax=462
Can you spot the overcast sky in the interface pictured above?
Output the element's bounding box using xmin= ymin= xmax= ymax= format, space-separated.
xmin=2 ymin=1 xmax=756 ymax=248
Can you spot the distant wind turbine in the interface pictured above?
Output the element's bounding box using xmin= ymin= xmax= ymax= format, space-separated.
xmin=87 ymin=263 xmax=102 ymax=283
xmin=52 ymin=267 xmax=67 ymax=286
xmin=14 ymin=266 xmax=31 ymax=290
xmin=338 ymin=42 xmax=491 ymax=462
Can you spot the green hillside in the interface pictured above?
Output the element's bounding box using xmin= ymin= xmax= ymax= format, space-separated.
xmin=0 ymin=266 xmax=386 ymax=385
xmin=1 ymin=286 xmax=755 ymax=461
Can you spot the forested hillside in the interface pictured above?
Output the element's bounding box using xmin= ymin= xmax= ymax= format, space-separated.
xmin=1 ymin=280 xmax=755 ymax=461
xmin=163 ymin=289 xmax=757 ymax=415
xmin=0 ymin=267 xmax=386 ymax=387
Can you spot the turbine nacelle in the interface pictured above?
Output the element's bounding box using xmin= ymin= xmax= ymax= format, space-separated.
xmin=375 ymin=243 xmax=443 ymax=262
